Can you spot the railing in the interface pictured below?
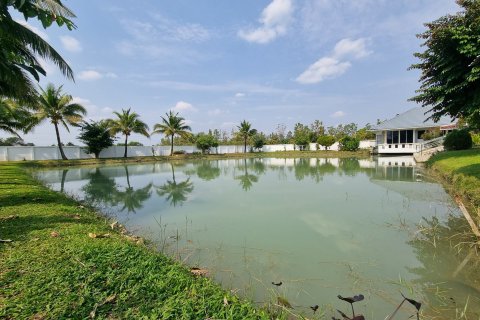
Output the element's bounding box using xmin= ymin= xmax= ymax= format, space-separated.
xmin=417 ymin=136 xmax=445 ymax=153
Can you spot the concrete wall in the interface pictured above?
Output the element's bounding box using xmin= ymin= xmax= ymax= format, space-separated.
xmin=0 ymin=141 xmax=375 ymax=161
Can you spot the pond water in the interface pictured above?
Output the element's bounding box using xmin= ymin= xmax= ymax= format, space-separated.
xmin=35 ymin=157 xmax=480 ymax=319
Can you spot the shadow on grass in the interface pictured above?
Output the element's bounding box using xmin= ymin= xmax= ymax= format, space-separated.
xmin=455 ymin=163 xmax=480 ymax=179
xmin=0 ymin=214 xmax=93 ymax=241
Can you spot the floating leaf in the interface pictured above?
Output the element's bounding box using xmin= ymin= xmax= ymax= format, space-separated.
xmin=310 ymin=305 xmax=319 ymax=313
xmin=272 ymin=281 xmax=282 ymax=286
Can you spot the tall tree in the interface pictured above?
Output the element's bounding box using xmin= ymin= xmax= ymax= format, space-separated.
xmin=0 ymin=1 xmax=76 ymax=102
xmin=410 ymin=0 xmax=480 ymax=126
xmin=0 ymin=98 xmax=33 ymax=136
xmin=34 ymin=84 xmax=86 ymax=160
xmin=152 ymin=111 xmax=191 ymax=156
xmin=107 ymin=108 xmax=150 ymax=158
xmin=237 ymin=120 xmax=257 ymax=153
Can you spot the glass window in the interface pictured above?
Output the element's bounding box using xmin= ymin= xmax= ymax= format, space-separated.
xmin=407 ymin=130 xmax=413 ymax=143
xmin=387 ymin=131 xmax=393 ymax=144
xmin=400 ymin=130 xmax=407 ymax=143
xmin=392 ymin=131 xmax=399 ymax=144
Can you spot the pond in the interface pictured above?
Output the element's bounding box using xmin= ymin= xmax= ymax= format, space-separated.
xmin=35 ymin=157 xmax=480 ymax=319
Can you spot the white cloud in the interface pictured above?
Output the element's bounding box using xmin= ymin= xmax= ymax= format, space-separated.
xmin=78 ymin=70 xmax=117 ymax=81
xmin=238 ymin=0 xmax=293 ymax=44
xmin=331 ymin=110 xmax=346 ymax=118
xmin=184 ymin=119 xmax=194 ymax=125
xmin=71 ymin=97 xmax=112 ymax=120
xmin=171 ymin=101 xmax=197 ymax=113
xmin=333 ymin=38 xmax=371 ymax=59
xmin=235 ymin=92 xmax=246 ymax=98
xmin=15 ymin=19 xmax=49 ymax=40
xmin=220 ymin=121 xmax=237 ymax=128
xmin=296 ymin=57 xmax=351 ymax=84
xmin=60 ymin=35 xmax=82 ymax=52
xmin=296 ymin=38 xmax=370 ymax=84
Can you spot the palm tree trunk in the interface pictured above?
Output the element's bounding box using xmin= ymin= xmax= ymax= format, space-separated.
xmin=123 ymin=134 xmax=128 ymax=158
xmin=54 ymin=122 xmax=68 ymax=160
xmin=60 ymin=169 xmax=68 ymax=192
xmin=170 ymin=135 xmax=174 ymax=156
xmin=124 ymin=166 xmax=131 ymax=188
xmin=170 ymin=163 xmax=176 ymax=183
xmin=244 ymin=137 xmax=247 ymax=153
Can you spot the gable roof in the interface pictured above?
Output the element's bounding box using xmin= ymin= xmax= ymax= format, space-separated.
xmin=373 ymin=107 xmax=456 ymax=131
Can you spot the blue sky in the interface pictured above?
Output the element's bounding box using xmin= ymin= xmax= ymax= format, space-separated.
xmin=9 ymin=0 xmax=460 ymax=145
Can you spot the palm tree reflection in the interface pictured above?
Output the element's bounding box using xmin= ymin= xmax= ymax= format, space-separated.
xmin=235 ymin=159 xmax=259 ymax=191
xmin=156 ymin=163 xmax=194 ymax=207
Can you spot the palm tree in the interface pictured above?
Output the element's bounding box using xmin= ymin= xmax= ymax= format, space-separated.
xmin=0 ymin=98 xmax=24 ymax=137
xmin=152 ymin=111 xmax=191 ymax=156
xmin=33 ymin=84 xmax=86 ymax=160
xmin=106 ymin=108 xmax=150 ymax=158
xmin=237 ymin=120 xmax=257 ymax=153
xmin=235 ymin=159 xmax=258 ymax=191
xmin=0 ymin=1 xmax=75 ymax=102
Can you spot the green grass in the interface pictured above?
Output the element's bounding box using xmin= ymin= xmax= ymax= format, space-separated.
xmin=427 ymin=148 xmax=480 ymax=208
xmin=0 ymin=163 xmax=275 ymax=319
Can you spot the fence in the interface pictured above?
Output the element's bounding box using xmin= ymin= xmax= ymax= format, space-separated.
xmin=0 ymin=141 xmax=376 ymax=162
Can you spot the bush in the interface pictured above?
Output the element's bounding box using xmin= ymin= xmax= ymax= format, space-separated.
xmin=443 ymin=129 xmax=472 ymax=150
xmin=195 ymin=133 xmax=219 ymax=154
xmin=420 ymin=128 xmax=441 ymax=140
xmin=339 ymin=136 xmax=360 ymax=151
xmin=252 ymin=133 xmax=266 ymax=151
xmin=173 ymin=150 xmax=186 ymax=155
xmin=471 ymin=132 xmax=480 ymax=146
xmin=317 ymin=135 xmax=336 ymax=150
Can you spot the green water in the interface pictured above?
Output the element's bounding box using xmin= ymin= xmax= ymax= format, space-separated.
xmin=35 ymin=157 xmax=480 ymax=319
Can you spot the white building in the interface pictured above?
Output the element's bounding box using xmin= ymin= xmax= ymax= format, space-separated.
xmin=372 ymin=107 xmax=456 ymax=154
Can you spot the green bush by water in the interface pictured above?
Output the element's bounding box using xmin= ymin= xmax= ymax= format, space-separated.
xmin=443 ymin=129 xmax=473 ymax=151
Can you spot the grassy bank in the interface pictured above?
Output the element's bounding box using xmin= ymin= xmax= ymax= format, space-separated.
xmin=20 ymin=149 xmax=370 ymax=169
xmin=427 ymin=148 xmax=480 ymax=211
xmin=0 ymin=163 xmax=274 ymax=319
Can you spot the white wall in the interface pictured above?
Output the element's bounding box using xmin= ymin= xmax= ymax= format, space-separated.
xmin=0 ymin=141 xmax=375 ymax=161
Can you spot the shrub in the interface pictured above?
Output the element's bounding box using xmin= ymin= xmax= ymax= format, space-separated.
xmin=252 ymin=133 xmax=266 ymax=151
xmin=173 ymin=150 xmax=186 ymax=155
xmin=443 ymin=129 xmax=473 ymax=150
xmin=339 ymin=136 xmax=360 ymax=151
xmin=195 ymin=133 xmax=219 ymax=154
xmin=471 ymin=132 xmax=480 ymax=146
xmin=421 ymin=128 xmax=441 ymax=140
xmin=317 ymin=135 xmax=336 ymax=150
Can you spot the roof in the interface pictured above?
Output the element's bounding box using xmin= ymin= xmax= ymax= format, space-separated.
xmin=372 ymin=107 xmax=456 ymax=131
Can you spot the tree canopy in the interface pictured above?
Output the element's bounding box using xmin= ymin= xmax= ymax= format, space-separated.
xmin=78 ymin=120 xmax=114 ymax=158
xmin=410 ymin=0 xmax=480 ymax=127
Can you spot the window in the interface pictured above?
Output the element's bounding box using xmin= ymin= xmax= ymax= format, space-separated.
xmin=417 ymin=130 xmax=426 ymax=140
xmin=387 ymin=131 xmax=393 ymax=144
xmin=392 ymin=131 xmax=399 ymax=144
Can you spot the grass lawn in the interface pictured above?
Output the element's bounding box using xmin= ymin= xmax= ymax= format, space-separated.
xmin=427 ymin=148 xmax=480 ymax=209
xmin=0 ymin=163 xmax=274 ymax=319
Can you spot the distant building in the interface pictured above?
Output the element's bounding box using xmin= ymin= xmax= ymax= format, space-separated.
xmin=372 ymin=107 xmax=456 ymax=154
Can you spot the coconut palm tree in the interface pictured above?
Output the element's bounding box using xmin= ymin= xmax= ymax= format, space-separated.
xmin=237 ymin=120 xmax=257 ymax=153
xmin=0 ymin=1 xmax=75 ymax=102
xmin=0 ymin=98 xmax=37 ymax=137
xmin=33 ymin=84 xmax=86 ymax=160
xmin=106 ymin=108 xmax=150 ymax=158
xmin=152 ymin=111 xmax=191 ymax=156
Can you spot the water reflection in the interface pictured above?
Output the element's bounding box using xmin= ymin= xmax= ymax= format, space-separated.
xmin=234 ymin=158 xmax=259 ymax=191
xmin=35 ymin=156 xmax=479 ymax=318
xmin=155 ymin=163 xmax=194 ymax=207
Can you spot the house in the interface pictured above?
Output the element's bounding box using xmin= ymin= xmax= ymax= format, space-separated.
xmin=372 ymin=107 xmax=456 ymax=154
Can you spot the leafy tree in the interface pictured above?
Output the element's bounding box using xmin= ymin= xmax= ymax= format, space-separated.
xmin=327 ymin=123 xmax=358 ymax=140
xmin=77 ymin=120 xmax=114 ymax=158
xmin=339 ymin=136 xmax=360 ymax=151
xmin=293 ymin=123 xmax=311 ymax=149
xmin=195 ymin=161 xmax=221 ymax=181
xmin=152 ymin=111 xmax=192 ymax=156
xmin=252 ymin=133 xmax=266 ymax=151
xmin=0 ymin=0 xmax=76 ymax=102
xmin=410 ymin=0 xmax=480 ymax=125
xmin=0 ymin=136 xmax=32 ymax=146
xmin=309 ymin=120 xmax=325 ymax=142
xmin=107 ymin=108 xmax=149 ymax=158
xmin=117 ymin=141 xmax=144 ymax=146
xmin=33 ymin=84 xmax=86 ymax=160
xmin=355 ymin=124 xmax=376 ymax=140
xmin=195 ymin=132 xmax=218 ymax=154
xmin=317 ymin=135 xmax=336 ymax=150
xmin=237 ymin=120 xmax=257 ymax=153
